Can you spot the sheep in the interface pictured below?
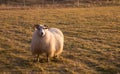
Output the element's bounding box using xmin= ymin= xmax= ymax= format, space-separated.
xmin=30 ymin=24 xmax=64 ymax=62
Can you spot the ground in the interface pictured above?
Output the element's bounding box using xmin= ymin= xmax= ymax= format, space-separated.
xmin=0 ymin=6 xmax=120 ymax=74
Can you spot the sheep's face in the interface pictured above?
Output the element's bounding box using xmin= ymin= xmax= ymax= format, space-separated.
xmin=35 ymin=24 xmax=48 ymax=37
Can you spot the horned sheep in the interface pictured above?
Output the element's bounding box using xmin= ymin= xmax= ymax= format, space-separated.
xmin=30 ymin=24 xmax=64 ymax=62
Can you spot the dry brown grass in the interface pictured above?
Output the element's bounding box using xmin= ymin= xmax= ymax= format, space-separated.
xmin=0 ymin=6 xmax=120 ymax=74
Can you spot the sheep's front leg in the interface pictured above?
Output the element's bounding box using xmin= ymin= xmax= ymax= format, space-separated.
xmin=46 ymin=52 xmax=55 ymax=62
xmin=36 ymin=54 xmax=40 ymax=62
xmin=46 ymin=54 xmax=50 ymax=62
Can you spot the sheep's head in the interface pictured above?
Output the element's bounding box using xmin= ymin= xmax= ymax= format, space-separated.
xmin=34 ymin=24 xmax=48 ymax=37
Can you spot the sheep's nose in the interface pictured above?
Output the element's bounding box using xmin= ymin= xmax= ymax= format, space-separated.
xmin=41 ymin=32 xmax=43 ymax=35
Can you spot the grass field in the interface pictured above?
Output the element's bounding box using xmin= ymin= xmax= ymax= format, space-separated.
xmin=0 ymin=6 xmax=120 ymax=74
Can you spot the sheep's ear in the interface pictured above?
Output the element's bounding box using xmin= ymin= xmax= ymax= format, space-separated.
xmin=34 ymin=24 xmax=39 ymax=30
xmin=44 ymin=24 xmax=48 ymax=29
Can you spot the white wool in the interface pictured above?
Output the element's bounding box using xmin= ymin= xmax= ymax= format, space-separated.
xmin=31 ymin=27 xmax=64 ymax=59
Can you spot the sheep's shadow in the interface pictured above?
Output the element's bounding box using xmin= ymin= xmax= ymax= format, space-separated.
xmin=32 ymin=57 xmax=63 ymax=63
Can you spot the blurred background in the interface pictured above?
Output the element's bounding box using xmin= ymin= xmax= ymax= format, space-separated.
xmin=0 ymin=0 xmax=120 ymax=7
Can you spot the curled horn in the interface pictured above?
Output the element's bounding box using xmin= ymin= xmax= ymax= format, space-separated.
xmin=44 ymin=24 xmax=48 ymax=29
xmin=34 ymin=24 xmax=40 ymax=30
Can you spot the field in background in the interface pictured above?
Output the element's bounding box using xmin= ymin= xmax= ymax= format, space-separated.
xmin=0 ymin=6 xmax=120 ymax=73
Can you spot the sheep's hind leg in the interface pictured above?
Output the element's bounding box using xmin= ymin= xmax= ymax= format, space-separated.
xmin=55 ymin=55 xmax=59 ymax=58
xmin=53 ymin=55 xmax=60 ymax=62
xmin=46 ymin=52 xmax=54 ymax=62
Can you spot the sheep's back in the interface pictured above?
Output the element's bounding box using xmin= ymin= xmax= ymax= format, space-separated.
xmin=48 ymin=28 xmax=64 ymax=38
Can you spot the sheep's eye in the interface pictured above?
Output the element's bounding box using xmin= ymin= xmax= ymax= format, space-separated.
xmin=36 ymin=27 xmax=40 ymax=30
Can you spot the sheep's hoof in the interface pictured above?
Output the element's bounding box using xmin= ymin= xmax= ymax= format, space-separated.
xmin=33 ymin=58 xmax=39 ymax=62
xmin=47 ymin=58 xmax=50 ymax=62
xmin=37 ymin=58 xmax=40 ymax=62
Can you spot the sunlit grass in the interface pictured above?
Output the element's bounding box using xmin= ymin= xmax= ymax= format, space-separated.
xmin=0 ymin=6 xmax=120 ymax=73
